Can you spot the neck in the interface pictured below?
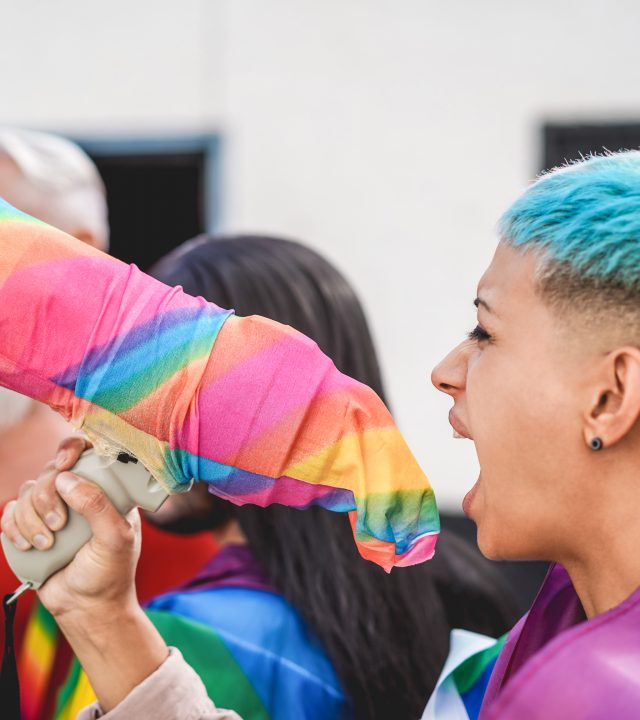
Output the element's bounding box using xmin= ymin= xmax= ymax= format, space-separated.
xmin=561 ymin=474 xmax=640 ymax=618
xmin=213 ymin=519 xmax=247 ymax=547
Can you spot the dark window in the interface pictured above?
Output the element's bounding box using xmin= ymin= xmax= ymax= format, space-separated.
xmin=543 ymin=122 xmax=640 ymax=173
xmin=74 ymin=136 xmax=220 ymax=270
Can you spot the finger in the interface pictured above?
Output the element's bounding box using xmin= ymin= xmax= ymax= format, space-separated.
xmin=18 ymin=479 xmax=36 ymax=498
xmin=55 ymin=436 xmax=93 ymax=471
xmin=125 ymin=507 xmax=142 ymax=555
xmin=13 ymin=486 xmax=54 ymax=550
xmin=30 ymin=468 xmax=67 ymax=532
xmin=125 ymin=507 xmax=141 ymax=533
xmin=1 ymin=501 xmax=31 ymax=551
xmin=55 ymin=473 xmax=133 ymax=551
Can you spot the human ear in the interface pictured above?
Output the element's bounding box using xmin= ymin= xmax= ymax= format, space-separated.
xmin=584 ymin=347 xmax=640 ymax=449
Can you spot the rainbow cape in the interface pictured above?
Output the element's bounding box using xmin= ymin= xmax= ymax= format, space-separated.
xmin=0 ymin=197 xmax=438 ymax=570
xmin=35 ymin=546 xmax=348 ymax=720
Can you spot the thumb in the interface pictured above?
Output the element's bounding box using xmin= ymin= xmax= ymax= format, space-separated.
xmin=55 ymin=472 xmax=131 ymax=550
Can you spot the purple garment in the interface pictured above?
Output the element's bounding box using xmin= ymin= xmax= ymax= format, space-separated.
xmin=479 ymin=563 xmax=640 ymax=719
xmin=172 ymin=543 xmax=274 ymax=595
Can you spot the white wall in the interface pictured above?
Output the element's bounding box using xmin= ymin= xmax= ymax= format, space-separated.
xmin=0 ymin=0 xmax=225 ymax=133
xmin=3 ymin=0 xmax=640 ymax=510
xmin=222 ymin=0 xmax=640 ymax=511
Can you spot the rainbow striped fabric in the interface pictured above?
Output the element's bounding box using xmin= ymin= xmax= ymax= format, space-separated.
xmin=19 ymin=601 xmax=58 ymax=720
xmin=421 ymin=630 xmax=507 ymax=720
xmin=50 ymin=546 xmax=348 ymax=720
xmin=0 ymin=198 xmax=439 ymax=570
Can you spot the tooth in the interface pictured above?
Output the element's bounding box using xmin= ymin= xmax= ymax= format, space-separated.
xmin=453 ymin=430 xmax=463 ymax=439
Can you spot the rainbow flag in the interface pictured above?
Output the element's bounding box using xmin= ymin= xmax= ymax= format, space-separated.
xmin=421 ymin=630 xmax=507 ymax=720
xmin=0 ymin=197 xmax=438 ymax=570
xmin=55 ymin=603 xmax=346 ymax=720
xmin=24 ymin=546 xmax=348 ymax=720
xmin=18 ymin=602 xmax=58 ymax=720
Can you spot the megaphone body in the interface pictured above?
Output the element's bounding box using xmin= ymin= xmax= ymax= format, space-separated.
xmin=1 ymin=450 xmax=168 ymax=592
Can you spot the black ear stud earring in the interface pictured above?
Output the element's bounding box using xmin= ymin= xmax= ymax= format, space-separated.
xmin=590 ymin=437 xmax=603 ymax=451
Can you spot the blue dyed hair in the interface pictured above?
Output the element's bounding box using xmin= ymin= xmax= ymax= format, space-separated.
xmin=499 ymin=151 xmax=640 ymax=315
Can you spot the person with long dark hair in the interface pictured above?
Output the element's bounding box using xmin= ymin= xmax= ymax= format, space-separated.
xmin=146 ymin=235 xmax=518 ymax=718
xmin=49 ymin=233 xmax=511 ymax=720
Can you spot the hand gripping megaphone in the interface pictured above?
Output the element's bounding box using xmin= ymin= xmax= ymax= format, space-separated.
xmin=1 ymin=450 xmax=168 ymax=603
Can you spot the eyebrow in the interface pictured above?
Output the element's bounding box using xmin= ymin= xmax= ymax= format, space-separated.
xmin=474 ymin=296 xmax=493 ymax=313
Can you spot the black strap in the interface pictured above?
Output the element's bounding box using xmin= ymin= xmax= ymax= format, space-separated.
xmin=0 ymin=594 xmax=21 ymax=719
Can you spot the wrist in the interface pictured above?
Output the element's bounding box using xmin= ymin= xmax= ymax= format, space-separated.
xmin=54 ymin=595 xmax=142 ymax=646
xmin=55 ymin=600 xmax=169 ymax=712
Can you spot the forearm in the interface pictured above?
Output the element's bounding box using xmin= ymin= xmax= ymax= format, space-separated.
xmin=55 ymin=602 xmax=168 ymax=713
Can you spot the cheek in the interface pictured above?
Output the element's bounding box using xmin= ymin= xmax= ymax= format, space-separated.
xmin=466 ymin=352 xmax=538 ymax=462
xmin=466 ymin=351 xmax=577 ymax=557
xmin=468 ymin=349 xmax=572 ymax=466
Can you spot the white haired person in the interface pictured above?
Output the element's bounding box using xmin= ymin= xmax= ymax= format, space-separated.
xmin=0 ymin=128 xmax=108 ymax=498
xmin=0 ymin=131 xmax=217 ymax=720
xmin=0 ymin=129 xmax=108 ymax=250
xmin=0 ymin=128 xmax=110 ymax=675
xmin=0 ymin=128 xmax=109 ymax=505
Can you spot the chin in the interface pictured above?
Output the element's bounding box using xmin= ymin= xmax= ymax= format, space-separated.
xmin=475 ymin=516 xmax=512 ymax=561
xmin=476 ymin=530 xmax=504 ymax=561
xmin=477 ymin=520 xmax=546 ymax=562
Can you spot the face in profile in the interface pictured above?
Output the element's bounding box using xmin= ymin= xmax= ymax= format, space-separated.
xmin=432 ymin=243 xmax=594 ymax=562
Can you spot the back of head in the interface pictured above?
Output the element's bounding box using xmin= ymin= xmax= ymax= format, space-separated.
xmin=0 ymin=128 xmax=109 ymax=251
xmin=153 ymin=235 xmax=517 ymax=718
xmin=500 ymin=151 xmax=640 ymax=343
xmin=153 ymin=234 xmax=384 ymax=394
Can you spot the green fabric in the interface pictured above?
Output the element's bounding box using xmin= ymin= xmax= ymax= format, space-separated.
xmin=53 ymin=660 xmax=83 ymax=719
xmin=147 ymin=609 xmax=269 ymax=719
xmin=453 ymin=633 xmax=507 ymax=696
xmin=34 ymin=601 xmax=58 ymax=638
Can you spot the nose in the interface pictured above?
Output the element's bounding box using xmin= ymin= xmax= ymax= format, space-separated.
xmin=431 ymin=341 xmax=469 ymax=398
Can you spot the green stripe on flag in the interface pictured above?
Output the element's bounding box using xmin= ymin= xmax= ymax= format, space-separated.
xmin=34 ymin=601 xmax=58 ymax=638
xmin=149 ymin=610 xmax=270 ymax=719
xmin=452 ymin=633 xmax=507 ymax=696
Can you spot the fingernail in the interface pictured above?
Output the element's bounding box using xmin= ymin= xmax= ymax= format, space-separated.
xmin=33 ymin=534 xmax=50 ymax=550
xmin=45 ymin=512 xmax=62 ymax=530
xmin=56 ymin=472 xmax=79 ymax=495
xmin=15 ymin=535 xmax=30 ymax=551
xmin=55 ymin=451 xmax=68 ymax=468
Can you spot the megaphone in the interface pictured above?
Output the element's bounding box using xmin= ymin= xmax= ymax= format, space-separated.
xmin=1 ymin=450 xmax=168 ymax=603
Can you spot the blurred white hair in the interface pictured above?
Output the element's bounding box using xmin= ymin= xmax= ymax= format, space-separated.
xmin=0 ymin=128 xmax=109 ymax=250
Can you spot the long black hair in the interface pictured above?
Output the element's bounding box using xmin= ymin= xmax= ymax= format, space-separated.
xmin=152 ymin=235 xmax=519 ymax=719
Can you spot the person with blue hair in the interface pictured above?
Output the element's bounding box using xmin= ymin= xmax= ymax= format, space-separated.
xmin=4 ymin=150 xmax=640 ymax=720
xmin=429 ymin=151 xmax=640 ymax=719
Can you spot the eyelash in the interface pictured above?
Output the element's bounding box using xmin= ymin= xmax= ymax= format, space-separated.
xmin=467 ymin=324 xmax=492 ymax=343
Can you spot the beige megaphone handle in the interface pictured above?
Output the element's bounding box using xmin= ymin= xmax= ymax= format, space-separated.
xmin=1 ymin=450 xmax=168 ymax=591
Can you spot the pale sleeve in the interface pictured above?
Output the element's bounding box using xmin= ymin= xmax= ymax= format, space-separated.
xmin=0 ymin=199 xmax=439 ymax=570
xmin=75 ymin=648 xmax=242 ymax=720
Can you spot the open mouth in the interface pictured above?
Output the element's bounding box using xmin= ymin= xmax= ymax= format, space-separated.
xmin=462 ymin=477 xmax=480 ymax=516
xmin=447 ymin=408 xmax=479 ymax=514
xmin=448 ymin=408 xmax=472 ymax=440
